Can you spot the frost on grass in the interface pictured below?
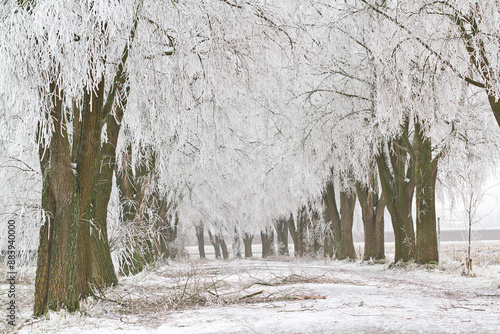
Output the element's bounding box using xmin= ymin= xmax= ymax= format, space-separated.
xmin=13 ymin=259 xmax=339 ymax=332
xmin=85 ymin=260 xmax=337 ymax=318
xmin=11 ymin=250 xmax=500 ymax=333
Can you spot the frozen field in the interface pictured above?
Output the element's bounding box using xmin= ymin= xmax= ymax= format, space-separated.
xmin=2 ymin=241 xmax=500 ymax=334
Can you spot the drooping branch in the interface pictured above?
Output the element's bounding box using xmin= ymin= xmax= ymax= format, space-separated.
xmin=359 ymin=0 xmax=486 ymax=89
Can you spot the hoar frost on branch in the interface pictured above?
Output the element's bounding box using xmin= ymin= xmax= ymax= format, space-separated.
xmin=1 ymin=0 xmax=500 ymax=315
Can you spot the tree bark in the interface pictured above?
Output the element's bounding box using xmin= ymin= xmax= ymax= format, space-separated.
xmin=322 ymin=181 xmax=357 ymax=260
xmin=275 ymin=217 xmax=289 ymax=256
xmin=308 ymin=209 xmax=322 ymax=257
xmin=414 ymin=121 xmax=439 ymax=264
xmin=33 ymin=143 xmax=55 ymax=316
xmin=116 ymin=145 xmax=158 ymax=275
xmin=156 ymin=194 xmax=179 ymax=260
xmin=288 ymin=218 xmax=299 ymax=256
xmin=34 ymin=15 xmax=138 ymax=315
xmin=195 ymin=224 xmax=206 ymax=259
xmin=220 ymin=237 xmax=229 ymax=259
xmin=89 ymin=92 xmax=124 ymax=289
xmin=208 ymin=230 xmax=222 ymax=259
xmin=260 ymin=227 xmax=275 ymax=258
xmin=377 ymin=127 xmax=416 ymax=262
xmin=89 ymin=53 xmax=133 ymax=286
xmin=322 ymin=181 xmax=340 ymax=258
xmin=339 ymin=190 xmax=357 ymax=260
xmin=289 ymin=209 xmax=307 ymax=257
xmin=72 ymin=74 xmax=107 ymax=299
xmin=34 ymin=84 xmax=80 ymax=316
xmin=243 ymin=233 xmax=253 ymax=258
xmin=233 ymin=228 xmax=242 ymax=259
xmin=356 ymin=174 xmax=385 ymax=261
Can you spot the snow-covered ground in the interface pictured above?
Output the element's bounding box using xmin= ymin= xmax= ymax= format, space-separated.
xmin=2 ymin=242 xmax=500 ymax=334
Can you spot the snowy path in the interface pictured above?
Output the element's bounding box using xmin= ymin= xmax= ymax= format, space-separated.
xmin=12 ymin=260 xmax=500 ymax=334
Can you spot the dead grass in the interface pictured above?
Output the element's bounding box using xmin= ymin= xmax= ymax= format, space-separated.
xmin=382 ymin=240 xmax=500 ymax=267
xmin=440 ymin=241 xmax=500 ymax=266
xmin=5 ymin=241 xmax=500 ymax=331
xmin=85 ymin=261 xmax=337 ymax=322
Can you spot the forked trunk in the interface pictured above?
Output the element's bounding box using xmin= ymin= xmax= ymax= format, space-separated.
xmin=376 ymin=130 xmax=416 ymax=263
xmin=34 ymin=15 xmax=138 ymax=315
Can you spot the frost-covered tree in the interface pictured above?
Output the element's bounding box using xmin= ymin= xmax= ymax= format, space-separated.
xmin=278 ymin=0 xmax=500 ymax=263
xmin=0 ymin=0 xmax=298 ymax=314
xmin=360 ymin=0 xmax=500 ymax=128
xmin=0 ymin=0 xmax=143 ymax=314
xmin=3 ymin=1 xmax=500 ymax=322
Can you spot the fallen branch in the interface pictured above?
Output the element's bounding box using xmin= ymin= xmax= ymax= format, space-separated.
xmin=239 ymin=290 xmax=267 ymax=301
xmin=296 ymin=295 xmax=326 ymax=300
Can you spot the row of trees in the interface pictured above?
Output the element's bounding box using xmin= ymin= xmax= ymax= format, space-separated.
xmin=1 ymin=0 xmax=499 ymax=316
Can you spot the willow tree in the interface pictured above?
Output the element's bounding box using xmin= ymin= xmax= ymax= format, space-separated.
xmin=35 ymin=16 xmax=138 ymax=316
xmin=2 ymin=0 xmax=295 ymax=315
xmin=0 ymin=1 xmax=143 ymax=315
xmin=360 ymin=0 xmax=500 ymax=130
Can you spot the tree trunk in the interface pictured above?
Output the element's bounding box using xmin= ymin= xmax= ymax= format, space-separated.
xmin=90 ymin=191 xmax=117 ymax=289
xmin=243 ymin=233 xmax=253 ymax=258
xmin=162 ymin=217 xmax=179 ymax=259
xmin=156 ymin=195 xmax=179 ymax=260
xmin=260 ymin=231 xmax=268 ymax=258
xmin=299 ymin=209 xmax=308 ymax=256
xmin=322 ymin=181 xmax=345 ymax=259
xmin=288 ymin=218 xmax=299 ymax=257
xmin=34 ymin=85 xmax=81 ymax=316
xmin=89 ymin=104 xmax=123 ymax=289
xmin=339 ymin=191 xmax=357 ymax=260
xmin=376 ymin=121 xmax=416 ymax=262
xmin=233 ymin=229 xmax=242 ymax=259
xmin=288 ymin=210 xmax=307 ymax=257
xmin=220 ymin=237 xmax=229 ymax=259
xmin=33 ymin=150 xmax=55 ymax=316
xmin=260 ymin=227 xmax=275 ymax=258
xmin=34 ymin=17 xmax=138 ymax=315
xmin=75 ymin=75 xmax=106 ymax=298
xmin=308 ymin=209 xmax=322 ymax=257
xmin=322 ymin=209 xmax=334 ymax=258
xmin=208 ymin=230 xmax=222 ymax=259
xmin=414 ymin=121 xmax=439 ymax=264
xmin=116 ymin=146 xmax=157 ymax=275
xmin=195 ymin=224 xmax=206 ymax=259
xmin=275 ymin=217 xmax=289 ymax=256
xmin=356 ymin=175 xmax=385 ymax=261
xmin=374 ymin=198 xmax=385 ymax=259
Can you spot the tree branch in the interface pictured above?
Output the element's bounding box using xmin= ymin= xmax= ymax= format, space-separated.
xmin=359 ymin=0 xmax=486 ymax=89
